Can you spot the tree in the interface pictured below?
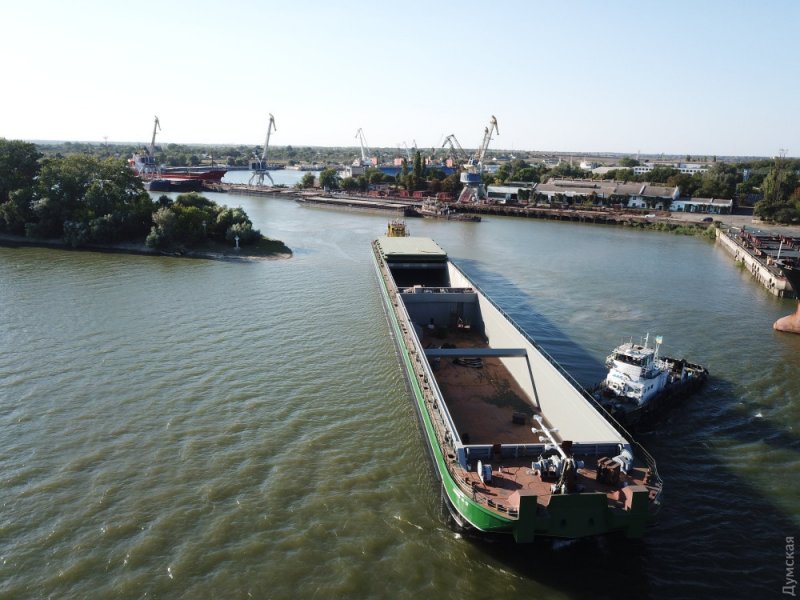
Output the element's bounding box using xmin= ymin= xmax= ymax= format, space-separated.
xmin=367 ymin=169 xmax=386 ymax=185
xmin=619 ymin=157 xmax=640 ymax=167
xmin=401 ymin=158 xmax=409 ymax=190
xmin=755 ymin=159 xmax=800 ymax=222
xmin=0 ymin=140 xmax=42 ymax=234
xmin=146 ymin=193 xmax=263 ymax=248
xmin=298 ymin=172 xmax=316 ymax=188
xmin=495 ymin=163 xmax=511 ymax=183
xmin=341 ymin=177 xmax=359 ymax=191
xmin=318 ymin=168 xmax=339 ymax=190
xmin=30 ymin=155 xmax=153 ymax=243
xmin=441 ymin=174 xmax=461 ymax=194
xmin=689 ymin=163 xmax=738 ymax=199
xmin=602 ymin=168 xmax=634 ymax=182
xmin=646 ymin=166 xmax=679 ymax=183
xmin=411 ymin=151 xmax=423 ymax=191
xmin=513 ymin=167 xmax=540 ymax=182
xmin=549 ymin=162 xmax=585 ymax=179
xmin=0 ymin=139 xmax=41 ymax=204
xmin=667 ymin=173 xmax=697 ymax=197
xmin=145 ymin=206 xmax=177 ymax=248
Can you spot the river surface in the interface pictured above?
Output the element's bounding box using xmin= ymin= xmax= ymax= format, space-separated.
xmin=1 ymin=179 xmax=798 ymax=599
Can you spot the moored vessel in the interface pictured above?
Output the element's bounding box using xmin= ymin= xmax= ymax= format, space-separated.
xmin=129 ymin=152 xmax=227 ymax=183
xmin=129 ymin=116 xmax=227 ymax=184
xmin=419 ymin=199 xmax=481 ymax=222
xmin=372 ymin=232 xmax=663 ymax=542
xmin=593 ymin=335 xmax=708 ymax=428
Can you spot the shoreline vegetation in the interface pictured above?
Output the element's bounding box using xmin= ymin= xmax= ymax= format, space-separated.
xmin=0 ymin=232 xmax=291 ymax=261
xmin=0 ymin=140 xmax=291 ymax=260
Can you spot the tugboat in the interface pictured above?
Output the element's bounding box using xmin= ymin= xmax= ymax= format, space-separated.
xmin=593 ymin=334 xmax=708 ymax=428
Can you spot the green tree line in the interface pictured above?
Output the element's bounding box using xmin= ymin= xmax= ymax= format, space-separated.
xmin=0 ymin=139 xmax=270 ymax=250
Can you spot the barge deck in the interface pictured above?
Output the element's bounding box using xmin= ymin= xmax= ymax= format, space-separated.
xmin=373 ymin=234 xmax=663 ymax=540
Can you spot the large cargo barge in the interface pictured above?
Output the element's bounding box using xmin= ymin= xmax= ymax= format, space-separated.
xmin=372 ymin=233 xmax=663 ymax=542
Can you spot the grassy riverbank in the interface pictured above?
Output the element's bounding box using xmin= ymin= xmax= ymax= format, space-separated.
xmin=620 ymin=220 xmax=719 ymax=239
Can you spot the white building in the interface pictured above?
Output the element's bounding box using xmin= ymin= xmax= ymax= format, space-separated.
xmin=671 ymin=197 xmax=733 ymax=214
xmin=533 ymin=179 xmax=679 ymax=207
xmin=486 ymin=185 xmax=525 ymax=203
xmin=632 ymin=162 xmax=710 ymax=176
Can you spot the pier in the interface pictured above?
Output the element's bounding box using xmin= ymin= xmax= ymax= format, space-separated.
xmin=295 ymin=195 xmax=419 ymax=216
xmin=205 ymin=182 xmax=698 ymax=226
xmin=715 ymin=227 xmax=795 ymax=298
xmin=203 ymin=182 xmax=295 ymax=197
xmin=455 ymin=203 xmax=677 ymax=225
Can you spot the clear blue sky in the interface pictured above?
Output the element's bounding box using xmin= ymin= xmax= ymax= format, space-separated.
xmin=3 ymin=0 xmax=798 ymax=157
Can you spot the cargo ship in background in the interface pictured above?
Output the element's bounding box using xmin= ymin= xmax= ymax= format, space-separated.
xmin=372 ymin=229 xmax=662 ymax=542
xmin=129 ymin=116 xmax=227 ymax=191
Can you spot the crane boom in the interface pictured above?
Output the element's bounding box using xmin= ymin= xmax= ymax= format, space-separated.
xmin=249 ymin=113 xmax=277 ymax=186
xmin=149 ymin=116 xmax=161 ymax=155
xmin=355 ymin=128 xmax=371 ymax=164
xmin=476 ymin=115 xmax=499 ymax=165
xmin=261 ymin=113 xmax=276 ymax=162
xmin=441 ymin=134 xmax=468 ymax=162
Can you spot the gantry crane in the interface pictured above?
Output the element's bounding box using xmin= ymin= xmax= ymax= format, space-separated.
xmin=250 ymin=114 xmax=277 ymax=186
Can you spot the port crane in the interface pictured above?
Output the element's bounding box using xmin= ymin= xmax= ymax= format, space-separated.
xmin=457 ymin=115 xmax=499 ymax=203
xmin=398 ymin=141 xmax=411 ymax=162
xmin=474 ymin=115 xmax=499 ymax=171
xmin=398 ymin=140 xmax=419 ymax=163
xmin=441 ymin=134 xmax=469 ymax=164
xmin=355 ymin=128 xmax=371 ymax=166
xmin=250 ymin=114 xmax=277 ymax=186
xmin=135 ymin=115 xmax=161 ymax=177
xmin=149 ymin=115 xmax=161 ymax=156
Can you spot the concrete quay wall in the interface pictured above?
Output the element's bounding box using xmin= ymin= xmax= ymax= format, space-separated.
xmin=716 ymin=228 xmax=795 ymax=298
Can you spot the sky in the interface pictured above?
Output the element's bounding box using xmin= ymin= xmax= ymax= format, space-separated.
xmin=2 ymin=0 xmax=798 ymax=158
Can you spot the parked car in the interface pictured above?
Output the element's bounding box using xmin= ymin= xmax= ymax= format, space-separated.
xmin=702 ymin=217 xmax=714 ymax=222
